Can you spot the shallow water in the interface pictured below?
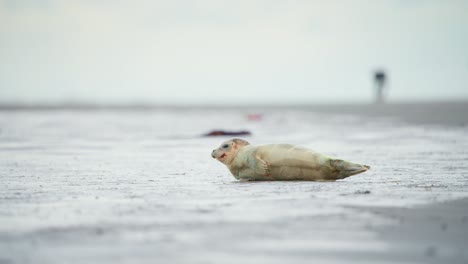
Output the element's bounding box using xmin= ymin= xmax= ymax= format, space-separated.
xmin=0 ymin=108 xmax=467 ymax=263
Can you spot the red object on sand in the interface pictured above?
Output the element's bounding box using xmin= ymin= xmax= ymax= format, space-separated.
xmin=247 ymin=114 xmax=263 ymax=121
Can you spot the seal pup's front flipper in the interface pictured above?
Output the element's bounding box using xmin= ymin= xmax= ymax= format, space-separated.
xmin=330 ymin=159 xmax=370 ymax=179
xmin=235 ymin=155 xmax=271 ymax=181
xmin=254 ymin=155 xmax=271 ymax=177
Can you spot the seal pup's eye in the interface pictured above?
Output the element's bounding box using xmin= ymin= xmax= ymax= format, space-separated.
xmin=222 ymin=144 xmax=229 ymax=148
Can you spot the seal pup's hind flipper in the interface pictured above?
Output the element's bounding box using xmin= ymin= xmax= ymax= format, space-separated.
xmin=330 ymin=159 xmax=370 ymax=179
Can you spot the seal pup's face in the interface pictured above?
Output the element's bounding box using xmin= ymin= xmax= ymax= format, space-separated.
xmin=211 ymin=138 xmax=250 ymax=165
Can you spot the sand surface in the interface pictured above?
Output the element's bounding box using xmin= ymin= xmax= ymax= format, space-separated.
xmin=0 ymin=102 xmax=467 ymax=263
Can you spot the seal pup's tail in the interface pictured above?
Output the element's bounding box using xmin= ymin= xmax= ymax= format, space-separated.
xmin=330 ymin=159 xmax=370 ymax=179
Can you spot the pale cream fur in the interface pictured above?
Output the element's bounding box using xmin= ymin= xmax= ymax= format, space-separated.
xmin=212 ymin=138 xmax=370 ymax=181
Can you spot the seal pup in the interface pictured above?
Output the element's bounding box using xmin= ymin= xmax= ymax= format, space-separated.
xmin=211 ymin=138 xmax=370 ymax=181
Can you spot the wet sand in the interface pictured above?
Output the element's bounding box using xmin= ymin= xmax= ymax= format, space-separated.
xmin=309 ymin=101 xmax=468 ymax=126
xmin=302 ymin=101 xmax=468 ymax=126
xmin=353 ymin=198 xmax=468 ymax=264
xmin=0 ymin=101 xmax=467 ymax=263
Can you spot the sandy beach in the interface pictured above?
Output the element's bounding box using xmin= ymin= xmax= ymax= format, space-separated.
xmin=0 ymin=101 xmax=467 ymax=264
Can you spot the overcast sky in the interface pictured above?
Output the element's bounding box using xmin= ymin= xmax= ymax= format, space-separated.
xmin=1 ymin=0 xmax=467 ymax=105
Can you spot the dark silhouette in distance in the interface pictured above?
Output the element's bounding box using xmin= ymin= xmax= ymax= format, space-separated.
xmin=374 ymin=70 xmax=387 ymax=103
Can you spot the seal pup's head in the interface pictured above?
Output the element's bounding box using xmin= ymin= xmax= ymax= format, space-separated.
xmin=211 ymin=138 xmax=250 ymax=165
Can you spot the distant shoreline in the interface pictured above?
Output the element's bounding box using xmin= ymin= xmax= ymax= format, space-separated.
xmin=1 ymin=100 xmax=468 ymax=126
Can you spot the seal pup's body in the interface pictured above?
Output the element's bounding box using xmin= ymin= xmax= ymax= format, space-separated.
xmin=212 ymin=139 xmax=370 ymax=181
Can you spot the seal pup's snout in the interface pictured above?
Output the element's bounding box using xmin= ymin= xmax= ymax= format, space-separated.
xmin=211 ymin=150 xmax=216 ymax=158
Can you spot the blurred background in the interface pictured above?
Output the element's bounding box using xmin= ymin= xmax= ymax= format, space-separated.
xmin=2 ymin=2 xmax=468 ymax=263
xmin=1 ymin=0 xmax=467 ymax=105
